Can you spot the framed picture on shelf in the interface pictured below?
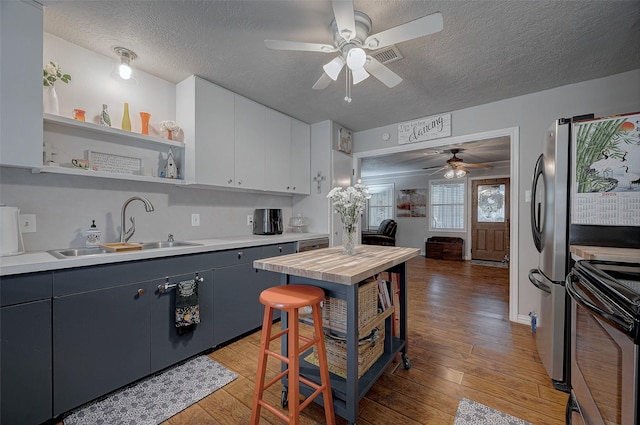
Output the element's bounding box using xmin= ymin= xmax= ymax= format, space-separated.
xmin=336 ymin=127 xmax=352 ymax=154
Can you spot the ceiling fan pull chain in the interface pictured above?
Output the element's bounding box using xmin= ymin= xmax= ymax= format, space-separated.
xmin=344 ymin=69 xmax=352 ymax=103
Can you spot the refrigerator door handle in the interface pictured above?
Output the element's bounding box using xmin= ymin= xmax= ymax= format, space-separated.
xmin=530 ymin=154 xmax=544 ymax=253
xmin=528 ymin=268 xmax=552 ymax=294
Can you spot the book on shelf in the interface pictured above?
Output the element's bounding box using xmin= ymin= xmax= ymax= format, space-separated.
xmin=377 ymin=276 xmax=392 ymax=311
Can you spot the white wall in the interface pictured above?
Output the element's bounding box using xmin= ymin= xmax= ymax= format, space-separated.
xmin=43 ymin=33 xmax=175 ymax=135
xmin=354 ymin=69 xmax=640 ymax=321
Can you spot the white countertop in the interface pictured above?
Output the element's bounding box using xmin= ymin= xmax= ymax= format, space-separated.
xmin=0 ymin=233 xmax=329 ymax=276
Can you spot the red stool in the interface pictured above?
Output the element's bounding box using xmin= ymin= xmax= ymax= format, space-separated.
xmin=251 ymin=284 xmax=335 ymax=425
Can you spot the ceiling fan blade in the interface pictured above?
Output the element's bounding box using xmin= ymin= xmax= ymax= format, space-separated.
xmin=427 ymin=167 xmax=445 ymax=176
xmin=264 ymin=39 xmax=338 ymax=53
xmin=363 ymin=12 xmax=443 ymax=50
xmin=463 ymin=163 xmax=494 ymax=169
xmin=312 ymin=72 xmax=332 ymax=90
xmin=331 ymin=0 xmax=356 ymax=41
xmin=364 ymin=56 xmax=402 ymax=88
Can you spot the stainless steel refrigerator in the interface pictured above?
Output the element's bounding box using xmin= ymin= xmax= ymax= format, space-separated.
xmin=529 ymin=113 xmax=640 ymax=392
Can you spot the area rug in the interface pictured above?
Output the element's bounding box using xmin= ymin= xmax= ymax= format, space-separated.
xmin=470 ymin=259 xmax=509 ymax=268
xmin=64 ymin=355 xmax=237 ymax=425
xmin=454 ymin=398 xmax=532 ymax=425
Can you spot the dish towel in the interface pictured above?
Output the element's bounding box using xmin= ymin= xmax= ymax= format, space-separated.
xmin=175 ymin=278 xmax=200 ymax=334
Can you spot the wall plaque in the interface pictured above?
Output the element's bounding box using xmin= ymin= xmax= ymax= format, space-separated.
xmin=398 ymin=113 xmax=451 ymax=145
xmin=89 ymin=151 xmax=142 ymax=175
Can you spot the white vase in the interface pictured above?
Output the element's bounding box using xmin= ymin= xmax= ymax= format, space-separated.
xmin=43 ymin=86 xmax=59 ymax=115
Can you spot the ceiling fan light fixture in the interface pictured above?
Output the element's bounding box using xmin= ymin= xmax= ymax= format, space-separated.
xmin=444 ymin=169 xmax=455 ymax=179
xmin=351 ymin=66 xmax=370 ymax=84
xmin=346 ymin=47 xmax=366 ymax=70
xmin=455 ymin=169 xmax=468 ymax=178
xmin=323 ymin=56 xmax=345 ymax=81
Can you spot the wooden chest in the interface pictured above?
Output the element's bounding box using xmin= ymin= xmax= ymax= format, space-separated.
xmin=425 ymin=237 xmax=464 ymax=261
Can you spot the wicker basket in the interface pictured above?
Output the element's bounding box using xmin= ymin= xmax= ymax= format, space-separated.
xmin=322 ymin=278 xmax=379 ymax=333
xmin=315 ymin=317 xmax=385 ymax=379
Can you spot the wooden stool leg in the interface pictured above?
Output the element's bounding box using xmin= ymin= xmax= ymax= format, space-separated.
xmin=288 ymin=307 xmax=300 ymax=425
xmin=312 ymin=303 xmax=336 ymax=425
xmin=251 ymin=305 xmax=274 ymax=425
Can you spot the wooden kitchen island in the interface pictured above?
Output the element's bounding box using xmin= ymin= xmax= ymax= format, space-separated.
xmin=254 ymin=244 xmax=420 ymax=424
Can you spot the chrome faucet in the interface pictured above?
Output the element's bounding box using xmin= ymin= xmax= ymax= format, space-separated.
xmin=120 ymin=196 xmax=155 ymax=243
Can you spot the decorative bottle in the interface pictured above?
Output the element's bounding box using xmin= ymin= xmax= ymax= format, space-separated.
xmin=100 ymin=104 xmax=111 ymax=127
xmin=84 ymin=220 xmax=102 ymax=247
xmin=121 ymin=102 xmax=131 ymax=131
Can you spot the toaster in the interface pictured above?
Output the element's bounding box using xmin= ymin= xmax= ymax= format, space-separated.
xmin=253 ymin=209 xmax=283 ymax=235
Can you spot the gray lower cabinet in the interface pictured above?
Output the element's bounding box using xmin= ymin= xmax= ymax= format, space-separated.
xmin=1 ymin=272 xmax=53 ymax=425
xmin=52 ymin=253 xmax=214 ymax=416
xmin=212 ymin=243 xmax=295 ymax=346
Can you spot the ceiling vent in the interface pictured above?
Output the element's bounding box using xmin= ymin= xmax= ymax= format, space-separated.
xmin=370 ymin=45 xmax=403 ymax=64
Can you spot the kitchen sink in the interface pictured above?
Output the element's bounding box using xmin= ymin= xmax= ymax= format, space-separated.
xmin=48 ymin=241 xmax=202 ymax=259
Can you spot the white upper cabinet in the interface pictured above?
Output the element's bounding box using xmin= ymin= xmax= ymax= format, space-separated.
xmin=264 ymin=113 xmax=311 ymax=195
xmin=177 ymin=75 xmax=310 ymax=194
xmin=1 ymin=1 xmax=43 ymax=168
xmin=290 ymin=119 xmax=311 ymax=195
xmin=234 ymin=95 xmax=265 ymax=190
xmin=264 ymin=109 xmax=293 ymax=192
xmin=177 ymin=76 xmax=235 ymax=186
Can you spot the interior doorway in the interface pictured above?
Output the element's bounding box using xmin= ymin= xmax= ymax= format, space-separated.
xmin=471 ymin=178 xmax=510 ymax=262
xmin=353 ymin=127 xmax=520 ymax=322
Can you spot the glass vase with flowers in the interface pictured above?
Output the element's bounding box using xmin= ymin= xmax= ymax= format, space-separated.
xmin=327 ymin=184 xmax=371 ymax=255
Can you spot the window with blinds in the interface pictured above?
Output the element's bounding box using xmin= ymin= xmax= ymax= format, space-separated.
xmin=430 ymin=180 xmax=466 ymax=230
xmin=365 ymin=183 xmax=394 ymax=230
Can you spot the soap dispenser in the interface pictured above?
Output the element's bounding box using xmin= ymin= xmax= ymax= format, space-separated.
xmin=85 ymin=220 xmax=102 ymax=247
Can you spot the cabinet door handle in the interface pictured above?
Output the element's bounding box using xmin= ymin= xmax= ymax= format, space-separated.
xmin=237 ymin=251 xmax=243 ymax=259
xmin=238 ymin=180 xmax=243 ymax=185
xmin=227 ymin=179 xmax=233 ymax=184
xmin=137 ymin=288 xmax=145 ymax=295
xmin=292 ymin=186 xmax=296 ymax=190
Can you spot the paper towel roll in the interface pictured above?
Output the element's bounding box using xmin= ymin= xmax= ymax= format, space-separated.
xmin=0 ymin=206 xmax=25 ymax=256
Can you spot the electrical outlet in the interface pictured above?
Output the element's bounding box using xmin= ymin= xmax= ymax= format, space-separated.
xmin=191 ymin=213 xmax=200 ymax=227
xmin=247 ymin=215 xmax=253 ymax=226
xmin=20 ymin=214 xmax=36 ymax=233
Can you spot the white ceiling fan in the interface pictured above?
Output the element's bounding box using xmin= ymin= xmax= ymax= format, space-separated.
xmin=264 ymin=0 xmax=443 ymax=91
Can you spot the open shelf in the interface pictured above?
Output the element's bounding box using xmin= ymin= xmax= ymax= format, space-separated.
xmin=44 ymin=113 xmax=184 ymax=149
xmin=32 ymin=165 xmax=185 ymax=185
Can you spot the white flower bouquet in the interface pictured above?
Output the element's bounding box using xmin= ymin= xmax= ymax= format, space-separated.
xmin=327 ymin=183 xmax=371 ymax=232
xmin=43 ymin=61 xmax=71 ymax=87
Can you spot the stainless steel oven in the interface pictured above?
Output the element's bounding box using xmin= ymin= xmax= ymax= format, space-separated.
xmin=565 ymin=260 xmax=640 ymax=425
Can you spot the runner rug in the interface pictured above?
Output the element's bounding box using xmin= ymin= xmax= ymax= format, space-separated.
xmin=470 ymin=259 xmax=509 ymax=268
xmin=454 ymin=398 xmax=532 ymax=425
xmin=64 ymin=355 xmax=237 ymax=425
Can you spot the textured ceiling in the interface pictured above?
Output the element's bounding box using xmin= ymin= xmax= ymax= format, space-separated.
xmin=43 ymin=0 xmax=640 ymax=135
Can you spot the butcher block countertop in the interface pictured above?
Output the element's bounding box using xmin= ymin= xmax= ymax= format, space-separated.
xmin=253 ymin=244 xmax=421 ymax=285
xmin=570 ymin=245 xmax=640 ymax=263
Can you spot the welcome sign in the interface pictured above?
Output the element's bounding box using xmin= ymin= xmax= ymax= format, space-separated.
xmin=398 ymin=113 xmax=451 ymax=144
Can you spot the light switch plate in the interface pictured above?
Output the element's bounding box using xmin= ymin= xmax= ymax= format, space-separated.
xmin=191 ymin=213 xmax=200 ymax=226
xmin=247 ymin=215 xmax=253 ymax=226
xmin=20 ymin=214 xmax=36 ymax=233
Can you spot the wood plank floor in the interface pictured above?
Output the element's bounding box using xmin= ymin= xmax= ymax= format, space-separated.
xmin=166 ymin=256 xmax=568 ymax=424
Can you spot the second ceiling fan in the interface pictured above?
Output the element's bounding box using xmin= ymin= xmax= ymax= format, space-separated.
xmin=264 ymin=0 xmax=443 ymax=90
xmin=426 ymin=149 xmax=495 ymax=178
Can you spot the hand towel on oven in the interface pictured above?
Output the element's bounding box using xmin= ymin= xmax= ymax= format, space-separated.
xmin=175 ymin=278 xmax=200 ymax=333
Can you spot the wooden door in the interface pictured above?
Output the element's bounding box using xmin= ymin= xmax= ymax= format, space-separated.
xmin=471 ymin=178 xmax=510 ymax=261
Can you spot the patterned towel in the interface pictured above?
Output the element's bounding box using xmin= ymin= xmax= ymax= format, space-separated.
xmin=175 ymin=279 xmax=200 ymax=333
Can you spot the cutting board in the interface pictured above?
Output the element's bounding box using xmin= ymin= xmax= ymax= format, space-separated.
xmin=570 ymin=245 xmax=640 ymax=263
xmin=99 ymin=242 xmax=143 ymax=252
